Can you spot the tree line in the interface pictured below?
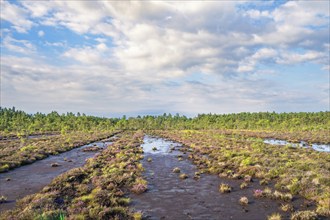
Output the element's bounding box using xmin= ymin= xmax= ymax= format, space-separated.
xmin=0 ymin=107 xmax=329 ymax=135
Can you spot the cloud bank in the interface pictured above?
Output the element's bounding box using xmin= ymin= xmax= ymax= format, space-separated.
xmin=1 ymin=0 xmax=329 ymax=116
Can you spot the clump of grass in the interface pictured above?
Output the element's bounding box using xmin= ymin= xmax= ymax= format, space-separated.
xmin=244 ymin=175 xmax=252 ymax=182
xmin=273 ymin=190 xmax=293 ymax=201
xmin=281 ymin=203 xmax=294 ymax=212
xmin=131 ymin=178 xmax=148 ymax=194
xmin=131 ymin=183 xmax=147 ymax=195
xmin=193 ymin=174 xmax=200 ymax=180
xmin=291 ymin=210 xmax=318 ymax=220
xmin=273 ymin=190 xmax=283 ymax=199
xmin=179 ymin=173 xmax=188 ymax=179
xmin=0 ymin=195 xmax=7 ymax=203
xmin=219 ymin=183 xmax=232 ymax=193
xmin=172 ymin=167 xmax=181 ymax=173
xmin=268 ymin=213 xmax=282 ymax=220
xmin=260 ymin=179 xmax=269 ymax=185
xmin=35 ymin=210 xmax=66 ymax=220
xmin=240 ymin=182 xmax=248 ymax=189
xmin=263 ymin=187 xmax=272 ymax=197
xmin=0 ymin=164 xmax=10 ymax=172
xmin=193 ymin=172 xmax=201 ymax=180
xmin=316 ymin=198 xmax=330 ymax=217
xmin=239 ymin=196 xmax=249 ymax=205
xmin=282 ymin=193 xmax=293 ymax=202
xmin=133 ymin=211 xmax=143 ymax=220
xmin=232 ymin=173 xmax=241 ymax=179
xmin=152 ymin=147 xmax=157 ymax=151
xmin=117 ymin=197 xmax=131 ymax=206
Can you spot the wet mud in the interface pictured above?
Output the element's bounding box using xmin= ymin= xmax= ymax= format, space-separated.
xmin=131 ymin=136 xmax=315 ymax=220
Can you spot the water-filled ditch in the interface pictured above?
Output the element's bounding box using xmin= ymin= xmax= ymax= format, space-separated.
xmin=0 ymin=137 xmax=116 ymax=212
xmin=131 ymin=135 xmax=310 ymax=220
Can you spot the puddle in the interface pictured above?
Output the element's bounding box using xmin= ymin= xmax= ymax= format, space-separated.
xmin=0 ymin=139 xmax=113 ymax=212
xmin=27 ymin=134 xmax=59 ymax=139
xmin=141 ymin=135 xmax=181 ymax=154
xmin=131 ymin=136 xmax=306 ymax=220
xmin=264 ymin=139 xmax=330 ymax=153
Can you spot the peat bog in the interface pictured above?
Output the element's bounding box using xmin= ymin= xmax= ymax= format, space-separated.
xmin=0 ymin=109 xmax=329 ymax=219
xmin=131 ymin=135 xmax=328 ymax=220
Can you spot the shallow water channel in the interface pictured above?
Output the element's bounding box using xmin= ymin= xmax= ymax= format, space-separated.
xmin=264 ymin=139 xmax=330 ymax=153
xmin=0 ymin=137 xmax=115 ymax=212
xmin=131 ymin=136 xmax=305 ymax=220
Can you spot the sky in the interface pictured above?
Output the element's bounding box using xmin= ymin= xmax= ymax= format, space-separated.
xmin=0 ymin=0 xmax=329 ymax=117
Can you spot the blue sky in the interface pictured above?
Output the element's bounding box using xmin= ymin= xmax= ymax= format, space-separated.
xmin=0 ymin=0 xmax=329 ymax=117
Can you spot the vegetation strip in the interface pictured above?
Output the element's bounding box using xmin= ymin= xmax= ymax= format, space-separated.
xmin=0 ymin=131 xmax=120 ymax=172
xmin=1 ymin=131 xmax=146 ymax=220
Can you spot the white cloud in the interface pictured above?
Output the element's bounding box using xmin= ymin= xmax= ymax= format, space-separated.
xmin=1 ymin=35 xmax=36 ymax=54
xmin=276 ymin=50 xmax=325 ymax=65
xmin=0 ymin=0 xmax=33 ymax=33
xmin=45 ymin=41 xmax=66 ymax=47
xmin=21 ymin=1 xmax=50 ymax=17
xmin=63 ymin=46 xmax=105 ymax=65
xmin=38 ymin=30 xmax=45 ymax=37
xmin=238 ymin=48 xmax=277 ymax=72
xmin=245 ymin=9 xmax=270 ymax=19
